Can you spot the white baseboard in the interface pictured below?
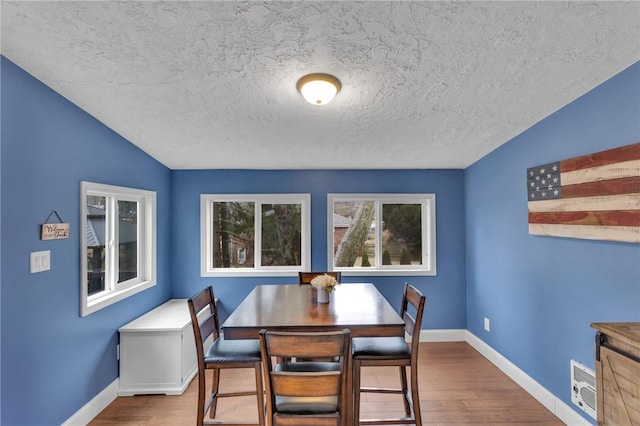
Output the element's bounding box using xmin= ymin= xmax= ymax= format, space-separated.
xmin=419 ymin=328 xmax=466 ymax=342
xmin=62 ymin=378 xmax=119 ymax=426
xmin=465 ymin=331 xmax=590 ymax=426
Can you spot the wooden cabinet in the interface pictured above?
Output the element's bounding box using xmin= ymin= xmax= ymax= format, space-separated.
xmin=591 ymin=322 xmax=640 ymax=426
xmin=118 ymin=299 xmax=197 ymax=396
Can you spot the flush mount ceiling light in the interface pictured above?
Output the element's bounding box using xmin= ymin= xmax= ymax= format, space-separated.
xmin=296 ymin=73 xmax=342 ymax=106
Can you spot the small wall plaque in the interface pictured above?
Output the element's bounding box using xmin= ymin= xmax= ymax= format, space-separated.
xmin=41 ymin=211 xmax=70 ymax=240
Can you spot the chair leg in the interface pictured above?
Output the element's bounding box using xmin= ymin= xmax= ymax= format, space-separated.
xmin=197 ymin=369 xmax=206 ymax=426
xmin=353 ymin=360 xmax=362 ymax=426
xmin=410 ymin=366 xmax=422 ymax=426
xmin=254 ymin=361 xmax=265 ymax=426
xmin=399 ymin=366 xmax=411 ymax=416
xmin=343 ymin=351 xmax=352 ymax=426
xmin=210 ymin=368 xmax=220 ymax=418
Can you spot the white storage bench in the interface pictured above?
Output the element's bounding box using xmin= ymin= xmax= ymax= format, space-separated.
xmin=118 ymin=299 xmax=197 ymax=396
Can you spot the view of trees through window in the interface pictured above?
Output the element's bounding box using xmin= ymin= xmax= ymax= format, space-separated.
xmin=333 ymin=200 xmax=423 ymax=268
xmin=213 ymin=202 xmax=255 ymax=268
xmin=261 ymin=204 xmax=302 ymax=266
xmin=203 ymin=193 xmax=429 ymax=276
xmin=213 ymin=202 xmax=302 ymax=268
xmin=382 ymin=203 xmax=422 ymax=265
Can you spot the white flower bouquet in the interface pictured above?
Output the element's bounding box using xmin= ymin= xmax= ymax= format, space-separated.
xmin=310 ymin=273 xmax=339 ymax=293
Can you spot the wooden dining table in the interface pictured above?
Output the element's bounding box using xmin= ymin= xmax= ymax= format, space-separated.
xmin=221 ymin=282 xmax=405 ymax=340
xmin=222 ymin=283 xmax=405 ymax=425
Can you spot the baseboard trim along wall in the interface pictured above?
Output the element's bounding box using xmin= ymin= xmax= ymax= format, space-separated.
xmin=62 ymin=379 xmax=119 ymax=426
xmin=464 ymin=331 xmax=590 ymax=426
xmin=65 ymin=329 xmax=589 ymax=425
xmin=419 ymin=328 xmax=467 ymax=342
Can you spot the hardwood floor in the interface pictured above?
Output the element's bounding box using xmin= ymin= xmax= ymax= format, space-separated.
xmin=90 ymin=342 xmax=563 ymax=425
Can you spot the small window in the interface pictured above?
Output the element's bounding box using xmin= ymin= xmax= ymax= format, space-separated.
xmin=328 ymin=194 xmax=436 ymax=276
xmin=81 ymin=182 xmax=156 ymax=316
xmin=201 ymin=194 xmax=311 ymax=276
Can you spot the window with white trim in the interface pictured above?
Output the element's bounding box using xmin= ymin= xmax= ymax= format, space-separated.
xmin=328 ymin=194 xmax=436 ymax=276
xmin=201 ymin=194 xmax=310 ymax=276
xmin=81 ymin=182 xmax=156 ymax=317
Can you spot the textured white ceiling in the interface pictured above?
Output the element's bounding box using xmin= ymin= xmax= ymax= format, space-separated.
xmin=2 ymin=1 xmax=639 ymax=170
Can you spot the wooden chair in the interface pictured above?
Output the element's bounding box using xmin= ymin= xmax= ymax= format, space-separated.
xmin=258 ymin=329 xmax=352 ymax=426
xmin=188 ymin=286 xmax=265 ymax=426
xmin=352 ymin=283 xmax=426 ymax=425
xmin=295 ymin=271 xmax=343 ymax=363
xmin=298 ymin=271 xmax=341 ymax=285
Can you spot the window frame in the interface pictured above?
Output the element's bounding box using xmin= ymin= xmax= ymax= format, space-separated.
xmin=80 ymin=182 xmax=157 ymax=317
xmin=327 ymin=193 xmax=436 ymax=276
xmin=201 ymin=193 xmax=311 ymax=277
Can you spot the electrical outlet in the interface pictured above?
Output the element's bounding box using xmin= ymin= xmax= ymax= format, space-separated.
xmin=484 ymin=317 xmax=490 ymax=332
xmin=116 ymin=344 xmax=120 ymax=360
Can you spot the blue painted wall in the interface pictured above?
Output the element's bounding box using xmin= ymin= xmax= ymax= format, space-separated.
xmin=170 ymin=169 xmax=467 ymax=327
xmin=0 ymin=57 xmax=172 ymax=425
xmin=465 ymin=61 xmax=640 ymax=424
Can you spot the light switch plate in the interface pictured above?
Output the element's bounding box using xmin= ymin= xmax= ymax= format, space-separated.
xmin=30 ymin=250 xmax=50 ymax=273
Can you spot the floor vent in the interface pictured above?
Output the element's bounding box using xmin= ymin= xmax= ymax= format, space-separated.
xmin=571 ymin=359 xmax=596 ymax=419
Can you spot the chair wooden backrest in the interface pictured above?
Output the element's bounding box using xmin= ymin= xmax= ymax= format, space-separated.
xmin=401 ymin=283 xmax=426 ymax=359
xmin=259 ymin=329 xmax=351 ymax=426
xmin=187 ymin=286 xmax=220 ymax=364
xmin=298 ymin=271 xmax=341 ymax=285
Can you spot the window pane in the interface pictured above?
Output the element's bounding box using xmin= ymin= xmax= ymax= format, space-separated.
xmin=382 ymin=203 xmax=422 ymax=265
xmin=213 ymin=202 xmax=255 ymax=268
xmin=118 ymin=200 xmax=139 ymax=283
xmin=261 ymin=204 xmax=302 ymax=266
xmin=87 ymin=196 xmax=106 ymax=295
xmin=333 ymin=200 xmax=376 ymax=267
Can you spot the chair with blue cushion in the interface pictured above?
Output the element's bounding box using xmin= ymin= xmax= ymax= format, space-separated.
xmin=352 ymin=283 xmax=426 ymax=425
xmin=259 ymin=329 xmax=352 ymax=426
xmin=188 ymin=286 xmax=265 ymax=426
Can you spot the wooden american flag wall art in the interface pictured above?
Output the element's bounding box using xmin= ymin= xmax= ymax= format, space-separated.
xmin=527 ymin=142 xmax=640 ymax=243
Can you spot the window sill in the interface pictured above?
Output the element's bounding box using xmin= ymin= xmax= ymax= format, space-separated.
xmin=337 ymin=269 xmax=436 ymax=277
xmin=201 ymin=269 xmax=302 ymax=278
xmin=82 ymin=280 xmax=156 ymax=317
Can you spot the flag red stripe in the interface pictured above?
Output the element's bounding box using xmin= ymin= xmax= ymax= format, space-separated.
xmin=559 ymin=142 xmax=640 ymax=173
xmin=561 ymin=176 xmax=640 ymax=199
xmin=528 ymin=210 xmax=640 ymax=226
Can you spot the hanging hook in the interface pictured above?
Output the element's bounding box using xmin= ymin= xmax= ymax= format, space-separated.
xmin=44 ymin=210 xmax=64 ymax=224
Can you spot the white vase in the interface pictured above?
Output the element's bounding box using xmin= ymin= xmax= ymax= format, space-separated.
xmin=317 ymin=289 xmax=329 ymax=303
